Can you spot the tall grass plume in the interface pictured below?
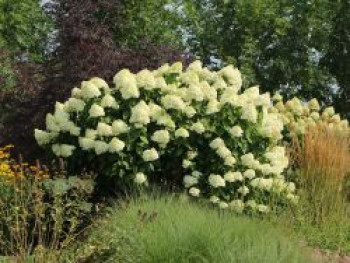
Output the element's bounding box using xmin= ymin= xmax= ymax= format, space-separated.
xmin=289 ymin=124 xmax=350 ymax=226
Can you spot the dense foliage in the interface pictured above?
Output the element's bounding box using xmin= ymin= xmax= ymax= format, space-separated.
xmin=0 ymin=0 xmax=185 ymax=160
xmin=45 ymin=0 xmax=185 ymax=84
xmin=0 ymin=0 xmax=52 ymax=62
xmin=0 ymin=0 xmax=52 ymax=90
xmin=0 ymin=1 xmax=349 ymax=261
xmin=35 ymin=61 xmax=298 ymax=212
xmin=1 ymin=0 xmax=349 ymax=160
xmin=323 ymin=0 xmax=350 ymax=118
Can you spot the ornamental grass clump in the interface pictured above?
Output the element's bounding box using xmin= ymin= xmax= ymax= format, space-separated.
xmin=289 ymin=124 xmax=350 ymax=226
xmin=35 ymin=61 xmax=297 ymax=213
xmin=61 ymin=195 xmax=314 ymax=263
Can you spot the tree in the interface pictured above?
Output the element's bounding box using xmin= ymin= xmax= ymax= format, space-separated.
xmin=43 ymin=0 xmax=185 ymax=84
xmin=323 ymin=0 xmax=350 ymax=118
xmin=0 ymin=0 xmax=52 ymax=61
xmin=182 ymin=0 xmax=345 ymax=113
xmin=98 ymin=0 xmax=348 ymax=116
xmin=116 ymin=0 xmax=184 ymax=49
xmin=0 ymin=0 xmax=52 ymax=89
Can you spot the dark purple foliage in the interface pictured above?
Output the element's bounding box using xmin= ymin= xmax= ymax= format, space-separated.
xmin=0 ymin=0 xmax=188 ymax=160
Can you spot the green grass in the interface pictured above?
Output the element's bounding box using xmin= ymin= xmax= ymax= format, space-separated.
xmin=62 ymin=194 xmax=315 ymax=263
xmin=278 ymin=203 xmax=350 ymax=255
xmin=300 ymin=223 xmax=350 ymax=254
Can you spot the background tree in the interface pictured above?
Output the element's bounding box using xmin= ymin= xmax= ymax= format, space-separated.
xmin=182 ymin=0 xmax=340 ymax=105
xmin=0 ymin=0 xmax=52 ymax=89
xmin=0 ymin=0 xmax=52 ymax=61
xmin=0 ymin=0 xmax=186 ymax=159
xmin=45 ymin=0 xmax=184 ymax=84
xmin=323 ymin=0 xmax=350 ymax=118
xmin=118 ymin=0 xmax=347 ymax=115
xmin=116 ymin=0 xmax=184 ymax=49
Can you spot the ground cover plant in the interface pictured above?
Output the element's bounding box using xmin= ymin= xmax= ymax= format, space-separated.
xmin=62 ymin=194 xmax=315 ymax=263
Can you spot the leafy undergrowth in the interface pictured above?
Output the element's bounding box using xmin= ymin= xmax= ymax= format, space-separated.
xmin=292 ymin=212 xmax=350 ymax=255
xmin=62 ymin=194 xmax=315 ymax=263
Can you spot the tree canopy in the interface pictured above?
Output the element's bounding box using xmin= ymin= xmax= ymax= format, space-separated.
xmin=0 ymin=0 xmax=52 ymax=61
xmin=181 ymin=1 xmax=342 ymax=104
xmin=0 ymin=0 xmax=52 ymax=89
xmin=119 ymin=0 xmax=349 ymax=117
xmin=323 ymin=0 xmax=350 ymax=117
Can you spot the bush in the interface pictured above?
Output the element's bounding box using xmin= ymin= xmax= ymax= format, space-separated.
xmin=63 ymin=195 xmax=314 ymax=263
xmin=271 ymin=95 xmax=348 ymax=137
xmin=34 ymin=61 xmax=297 ymax=213
xmin=0 ymin=145 xmax=94 ymax=262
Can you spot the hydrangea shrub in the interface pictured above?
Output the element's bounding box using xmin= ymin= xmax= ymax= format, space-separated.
xmin=270 ymin=95 xmax=349 ymax=137
xmin=35 ymin=61 xmax=297 ymax=213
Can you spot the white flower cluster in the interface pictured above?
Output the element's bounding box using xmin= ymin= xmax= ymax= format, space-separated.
xmin=271 ymin=96 xmax=349 ymax=136
xmin=209 ymin=138 xmax=236 ymax=167
xmin=35 ymin=61 xmax=300 ymax=212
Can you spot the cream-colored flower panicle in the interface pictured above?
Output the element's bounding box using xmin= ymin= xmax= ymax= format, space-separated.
xmin=52 ymin=144 xmax=76 ymax=157
xmin=112 ymin=120 xmax=130 ymax=135
xmin=129 ymin=101 xmax=150 ymax=125
xmin=208 ymin=174 xmax=226 ymax=188
xmin=109 ymin=138 xmax=125 ymax=153
xmin=273 ymin=95 xmax=348 ymax=136
xmin=89 ymin=104 xmax=105 ymax=118
xmin=134 ymin=172 xmax=147 ymax=184
xmin=79 ymin=137 xmax=95 ymax=150
xmin=35 ymin=129 xmax=57 ymax=146
xmin=142 ymin=148 xmax=159 ymax=162
xmin=151 ymin=130 xmax=170 ymax=145
xmin=114 ymin=69 xmax=139 ymax=99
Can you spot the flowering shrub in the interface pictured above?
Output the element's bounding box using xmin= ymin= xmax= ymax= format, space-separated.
xmin=0 ymin=145 xmax=94 ymax=258
xmin=270 ymin=95 xmax=349 ymax=137
xmin=35 ymin=61 xmax=297 ymax=213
